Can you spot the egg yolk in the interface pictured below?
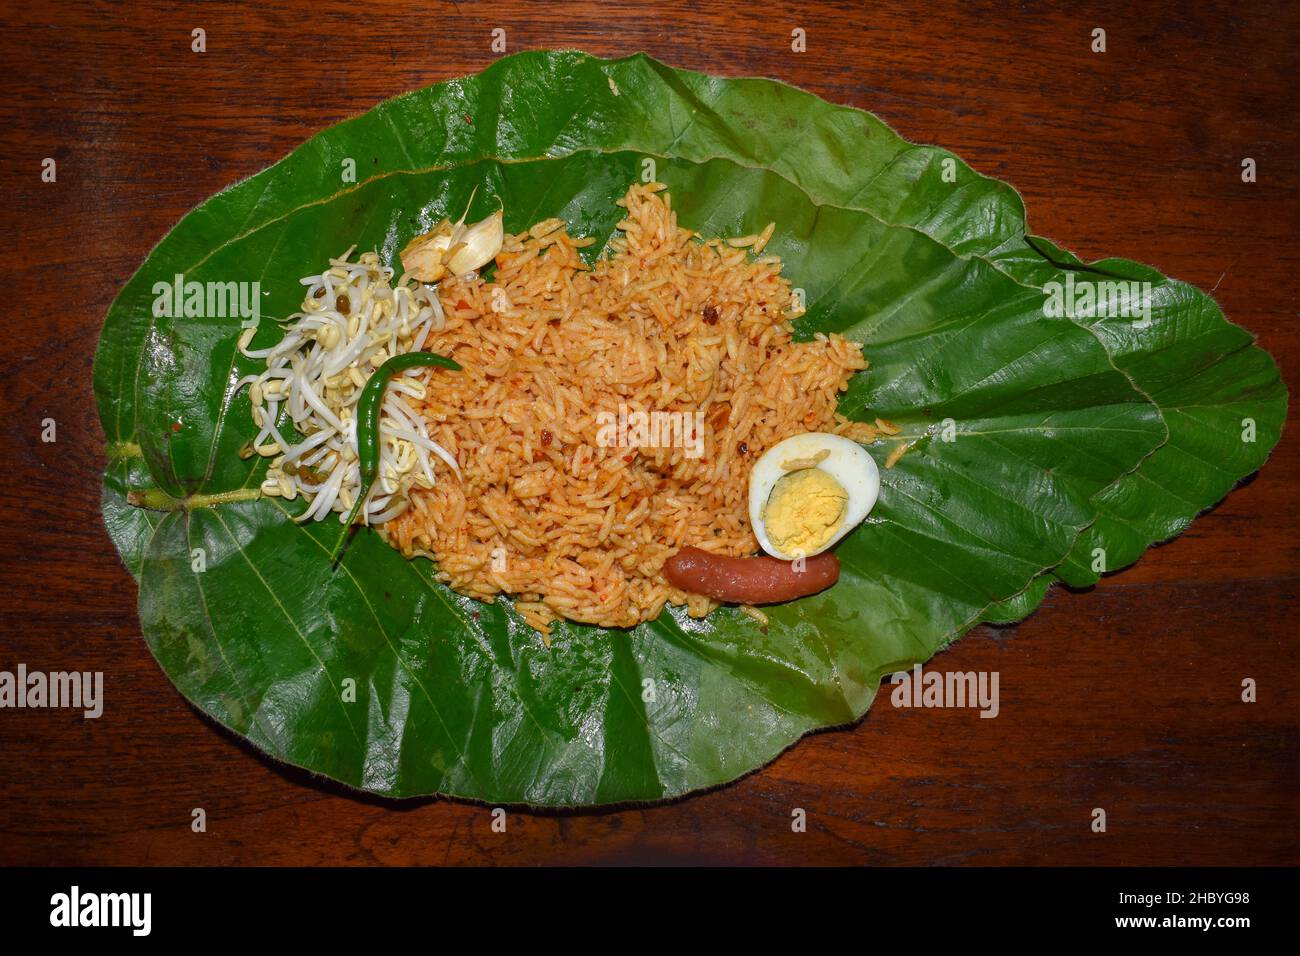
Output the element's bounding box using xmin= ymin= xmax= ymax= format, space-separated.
xmin=762 ymin=467 xmax=848 ymax=556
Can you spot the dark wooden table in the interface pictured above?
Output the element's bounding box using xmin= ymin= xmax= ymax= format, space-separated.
xmin=2 ymin=0 xmax=1296 ymax=866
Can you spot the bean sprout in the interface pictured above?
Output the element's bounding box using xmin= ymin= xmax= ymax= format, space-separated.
xmin=238 ymin=249 xmax=454 ymax=524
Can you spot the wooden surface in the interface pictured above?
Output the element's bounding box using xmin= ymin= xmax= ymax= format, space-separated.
xmin=1 ymin=0 xmax=1296 ymax=866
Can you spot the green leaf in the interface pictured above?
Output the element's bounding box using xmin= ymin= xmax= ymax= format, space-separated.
xmin=94 ymin=52 xmax=1283 ymax=804
xmin=577 ymin=51 xmax=1286 ymax=602
xmin=985 ymin=241 xmax=1287 ymax=587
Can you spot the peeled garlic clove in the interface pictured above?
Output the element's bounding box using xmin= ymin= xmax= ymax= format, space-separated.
xmin=453 ymin=185 xmax=479 ymax=229
xmin=400 ymin=219 xmax=455 ymax=281
xmin=443 ymin=209 xmax=503 ymax=277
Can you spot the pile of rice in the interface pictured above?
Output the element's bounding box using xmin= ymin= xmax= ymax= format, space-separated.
xmin=386 ymin=183 xmax=879 ymax=636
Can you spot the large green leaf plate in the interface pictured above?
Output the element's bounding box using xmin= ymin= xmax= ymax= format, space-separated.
xmin=95 ymin=52 xmax=1285 ymax=804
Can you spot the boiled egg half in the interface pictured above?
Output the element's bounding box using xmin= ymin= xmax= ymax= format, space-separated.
xmin=748 ymin=432 xmax=880 ymax=560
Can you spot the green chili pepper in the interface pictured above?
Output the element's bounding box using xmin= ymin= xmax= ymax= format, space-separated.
xmin=330 ymin=350 xmax=461 ymax=564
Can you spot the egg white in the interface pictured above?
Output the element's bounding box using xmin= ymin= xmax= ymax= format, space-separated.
xmin=748 ymin=432 xmax=880 ymax=559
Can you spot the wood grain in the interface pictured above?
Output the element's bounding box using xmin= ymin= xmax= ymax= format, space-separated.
xmin=0 ymin=0 xmax=1296 ymax=866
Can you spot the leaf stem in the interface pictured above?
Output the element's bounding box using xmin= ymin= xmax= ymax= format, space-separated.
xmin=126 ymin=487 xmax=263 ymax=512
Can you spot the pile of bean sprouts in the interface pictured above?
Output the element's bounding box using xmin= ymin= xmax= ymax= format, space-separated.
xmin=236 ymin=248 xmax=459 ymax=525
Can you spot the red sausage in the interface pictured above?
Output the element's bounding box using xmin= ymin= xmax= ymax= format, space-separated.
xmin=664 ymin=546 xmax=840 ymax=604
